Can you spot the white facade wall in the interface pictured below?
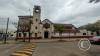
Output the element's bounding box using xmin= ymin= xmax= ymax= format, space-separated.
xmin=76 ymin=29 xmax=96 ymax=36
xmin=31 ymin=7 xmax=42 ymax=38
xmin=7 ymin=31 xmax=16 ymax=37
xmin=53 ymin=33 xmax=75 ymax=37
xmin=41 ymin=20 xmax=54 ymax=39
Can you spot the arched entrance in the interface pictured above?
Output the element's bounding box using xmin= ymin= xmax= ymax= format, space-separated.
xmin=44 ymin=31 xmax=49 ymax=38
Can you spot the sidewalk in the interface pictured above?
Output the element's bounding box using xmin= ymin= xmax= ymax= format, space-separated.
xmin=32 ymin=39 xmax=80 ymax=43
xmin=0 ymin=38 xmax=81 ymax=44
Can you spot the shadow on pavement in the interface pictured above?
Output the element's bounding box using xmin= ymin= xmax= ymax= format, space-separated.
xmin=91 ymin=42 xmax=100 ymax=45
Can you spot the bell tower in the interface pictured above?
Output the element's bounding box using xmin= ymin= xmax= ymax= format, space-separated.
xmin=33 ymin=5 xmax=41 ymax=19
xmin=31 ymin=5 xmax=42 ymax=38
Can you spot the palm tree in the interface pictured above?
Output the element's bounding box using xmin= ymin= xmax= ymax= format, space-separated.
xmin=54 ymin=25 xmax=64 ymax=40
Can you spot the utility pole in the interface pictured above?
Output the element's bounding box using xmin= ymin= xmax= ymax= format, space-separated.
xmin=29 ymin=8 xmax=31 ymax=42
xmin=4 ymin=18 xmax=9 ymax=44
xmin=16 ymin=22 xmax=19 ymax=41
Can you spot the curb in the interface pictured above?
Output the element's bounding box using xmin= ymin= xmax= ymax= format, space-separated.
xmin=10 ymin=53 xmax=29 ymax=56
xmin=15 ymin=51 xmax=33 ymax=56
xmin=10 ymin=44 xmax=35 ymax=56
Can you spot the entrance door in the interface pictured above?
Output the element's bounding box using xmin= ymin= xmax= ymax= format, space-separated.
xmin=44 ymin=31 xmax=49 ymax=38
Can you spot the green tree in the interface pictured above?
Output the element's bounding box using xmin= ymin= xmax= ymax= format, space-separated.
xmin=94 ymin=20 xmax=100 ymax=35
xmin=54 ymin=25 xmax=64 ymax=40
xmin=19 ymin=20 xmax=30 ymax=42
xmin=13 ymin=19 xmax=32 ymax=42
xmin=79 ymin=20 xmax=100 ymax=36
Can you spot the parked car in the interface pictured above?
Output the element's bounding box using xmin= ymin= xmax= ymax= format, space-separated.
xmin=89 ymin=36 xmax=100 ymax=43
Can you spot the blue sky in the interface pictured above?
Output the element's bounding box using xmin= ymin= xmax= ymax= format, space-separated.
xmin=0 ymin=0 xmax=100 ymax=31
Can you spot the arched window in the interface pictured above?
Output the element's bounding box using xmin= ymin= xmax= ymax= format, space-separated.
xmin=19 ymin=33 xmax=21 ymax=37
xmin=43 ymin=23 xmax=50 ymax=29
xmin=91 ymin=33 xmax=93 ymax=35
xmin=35 ymin=26 xmax=37 ymax=29
xmin=24 ymin=33 xmax=27 ymax=37
xmin=36 ymin=18 xmax=38 ymax=22
xmin=83 ymin=33 xmax=86 ymax=35
xmin=35 ymin=33 xmax=37 ymax=37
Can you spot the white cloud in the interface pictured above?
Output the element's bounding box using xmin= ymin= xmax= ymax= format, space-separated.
xmin=0 ymin=0 xmax=100 ymax=30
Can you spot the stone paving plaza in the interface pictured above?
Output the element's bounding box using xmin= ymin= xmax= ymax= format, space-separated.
xmin=0 ymin=39 xmax=100 ymax=56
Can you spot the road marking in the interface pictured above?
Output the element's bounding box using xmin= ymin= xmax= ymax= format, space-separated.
xmin=11 ymin=43 xmax=35 ymax=56
xmin=15 ymin=51 xmax=33 ymax=55
xmin=11 ymin=53 xmax=29 ymax=56
xmin=78 ymin=38 xmax=91 ymax=51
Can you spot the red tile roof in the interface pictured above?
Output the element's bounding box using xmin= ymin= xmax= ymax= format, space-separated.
xmin=54 ymin=23 xmax=79 ymax=33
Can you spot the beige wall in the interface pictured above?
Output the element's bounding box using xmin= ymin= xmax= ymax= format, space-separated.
xmin=76 ymin=29 xmax=96 ymax=36
xmin=41 ymin=20 xmax=54 ymax=39
xmin=31 ymin=7 xmax=42 ymax=38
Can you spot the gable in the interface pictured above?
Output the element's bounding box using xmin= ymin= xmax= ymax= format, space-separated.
xmin=42 ymin=19 xmax=53 ymax=24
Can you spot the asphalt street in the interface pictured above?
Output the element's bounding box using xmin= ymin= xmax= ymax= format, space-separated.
xmin=32 ymin=41 xmax=100 ymax=56
xmin=0 ymin=44 xmax=24 ymax=56
xmin=0 ymin=40 xmax=100 ymax=56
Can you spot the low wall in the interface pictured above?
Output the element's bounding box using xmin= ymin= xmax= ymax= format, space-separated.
xmin=51 ymin=36 xmax=93 ymax=39
xmin=16 ymin=36 xmax=93 ymax=40
xmin=16 ymin=37 xmax=42 ymax=40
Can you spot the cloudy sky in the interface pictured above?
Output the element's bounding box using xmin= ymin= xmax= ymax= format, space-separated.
xmin=0 ymin=0 xmax=100 ymax=31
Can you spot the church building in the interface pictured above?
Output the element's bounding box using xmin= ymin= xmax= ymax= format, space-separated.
xmin=17 ymin=5 xmax=79 ymax=39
